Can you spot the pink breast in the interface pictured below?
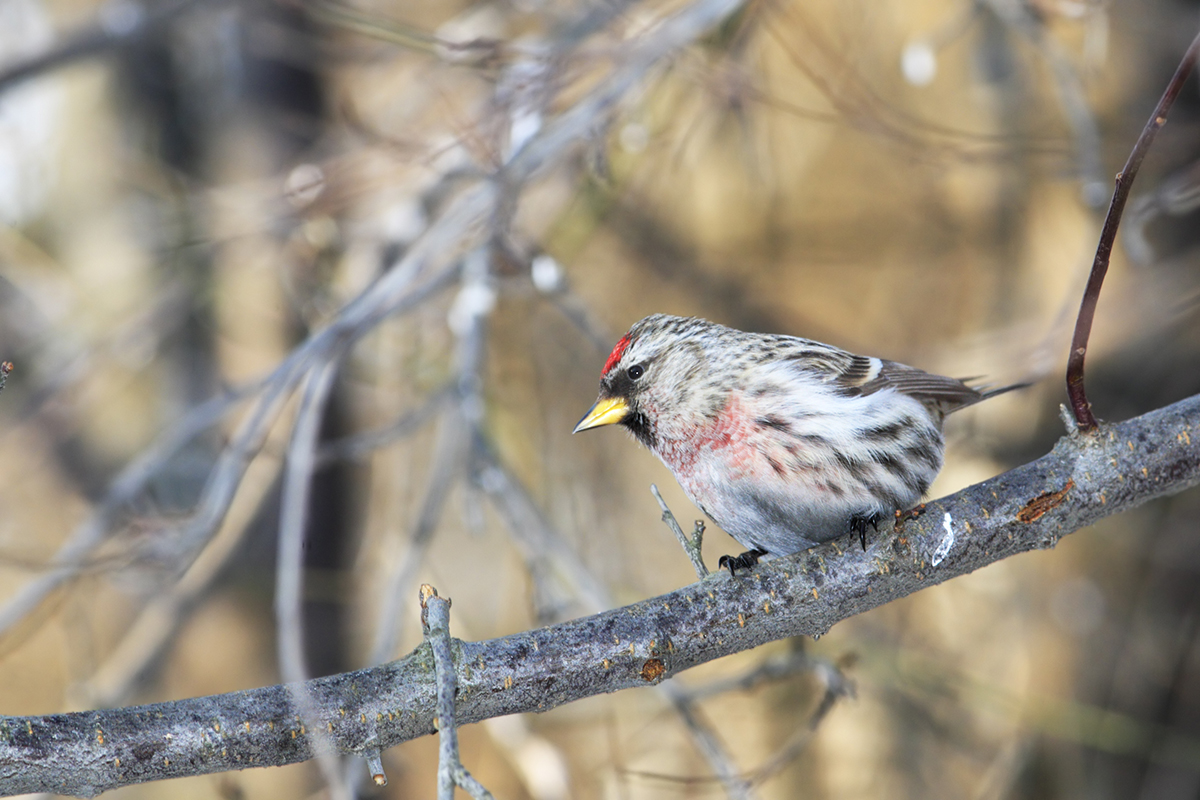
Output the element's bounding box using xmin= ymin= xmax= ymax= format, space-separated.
xmin=657 ymin=394 xmax=761 ymax=481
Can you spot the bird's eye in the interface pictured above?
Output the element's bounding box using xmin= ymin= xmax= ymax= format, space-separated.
xmin=627 ymin=364 xmax=645 ymax=380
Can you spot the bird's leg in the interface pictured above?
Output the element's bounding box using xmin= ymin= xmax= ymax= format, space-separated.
xmin=718 ymin=548 xmax=768 ymax=576
xmin=848 ymin=511 xmax=883 ymax=551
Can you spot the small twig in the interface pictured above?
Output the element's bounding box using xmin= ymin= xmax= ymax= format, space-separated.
xmin=420 ymin=585 xmax=496 ymax=800
xmin=1058 ymin=403 xmax=1079 ymax=437
xmin=1066 ymin=25 xmax=1200 ymax=431
xmin=364 ymin=748 xmax=387 ymax=787
xmin=691 ymin=521 xmax=707 ymax=556
xmin=650 ymin=485 xmax=708 ymax=578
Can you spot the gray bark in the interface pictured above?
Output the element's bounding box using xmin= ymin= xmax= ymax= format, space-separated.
xmin=2 ymin=394 xmax=1198 ymax=796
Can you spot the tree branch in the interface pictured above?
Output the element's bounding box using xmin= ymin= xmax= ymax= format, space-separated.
xmin=2 ymin=393 xmax=1198 ymax=797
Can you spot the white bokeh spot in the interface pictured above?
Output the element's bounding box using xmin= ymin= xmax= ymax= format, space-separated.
xmin=902 ymin=41 xmax=937 ymax=87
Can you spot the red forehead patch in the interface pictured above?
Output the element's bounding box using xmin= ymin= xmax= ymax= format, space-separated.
xmin=601 ymin=333 xmax=632 ymax=377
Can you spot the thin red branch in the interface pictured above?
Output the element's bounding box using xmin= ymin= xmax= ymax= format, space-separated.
xmin=1067 ymin=27 xmax=1200 ymax=431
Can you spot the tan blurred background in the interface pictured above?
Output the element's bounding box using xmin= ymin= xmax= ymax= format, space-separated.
xmin=2 ymin=0 xmax=1200 ymax=797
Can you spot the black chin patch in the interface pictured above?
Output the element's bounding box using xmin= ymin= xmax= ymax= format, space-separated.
xmin=621 ymin=411 xmax=656 ymax=449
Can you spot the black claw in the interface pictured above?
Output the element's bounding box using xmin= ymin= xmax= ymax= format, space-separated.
xmin=719 ymin=548 xmax=768 ymax=576
xmin=848 ymin=511 xmax=884 ymax=551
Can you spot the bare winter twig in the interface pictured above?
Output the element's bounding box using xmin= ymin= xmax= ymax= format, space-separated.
xmin=1066 ymin=25 xmax=1200 ymax=430
xmin=651 ymin=484 xmax=709 ymax=579
xmin=420 ymin=585 xmax=496 ymax=800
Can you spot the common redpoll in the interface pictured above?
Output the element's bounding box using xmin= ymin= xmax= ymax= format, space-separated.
xmin=574 ymin=315 xmax=1023 ymax=572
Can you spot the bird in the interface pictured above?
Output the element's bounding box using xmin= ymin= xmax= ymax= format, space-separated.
xmin=573 ymin=314 xmax=1024 ymax=573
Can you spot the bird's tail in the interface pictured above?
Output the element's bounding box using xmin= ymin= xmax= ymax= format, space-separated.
xmin=974 ymin=380 xmax=1032 ymax=401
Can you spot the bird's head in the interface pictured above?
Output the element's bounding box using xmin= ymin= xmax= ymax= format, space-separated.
xmin=573 ymin=315 xmax=722 ymax=448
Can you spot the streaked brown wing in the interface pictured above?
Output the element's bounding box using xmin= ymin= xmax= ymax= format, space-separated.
xmin=777 ymin=338 xmax=1018 ymax=412
xmin=860 ymin=360 xmax=983 ymax=409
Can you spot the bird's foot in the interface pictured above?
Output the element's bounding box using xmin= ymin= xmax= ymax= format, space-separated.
xmin=718 ymin=548 xmax=768 ymax=576
xmin=848 ymin=511 xmax=883 ymax=551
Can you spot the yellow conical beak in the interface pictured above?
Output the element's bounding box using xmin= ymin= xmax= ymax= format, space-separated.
xmin=573 ymin=397 xmax=629 ymax=433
